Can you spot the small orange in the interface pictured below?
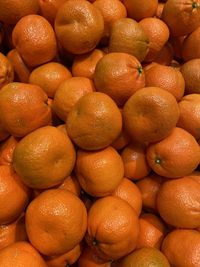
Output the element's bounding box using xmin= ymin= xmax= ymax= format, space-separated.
xmin=111 ymin=177 xmax=142 ymax=215
xmin=153 ymin=42 xmax=174 ymax=66
xmin=0 ymin=82 xmax=52 ymax=137
xmin=94 ymin=52 xmax=145 ymax=106
xmin=72 ymin=49 xmax=105 ymax=79
xmin=75 ymin=146 xmax=124 ymax=197
xmin=13 ymin=126 xmax=76 ymax=189
xmin=12 ymin=14 xmax=57 ymax=67
xmin=0 ymin=214 xmax=27 ymax=250
xmin=0 ymin=165 xmax=30 ymax=225
xmin=86 ymin=196 xmax=139 ymax=261
xmin=0 ymin=136 xmax=18 ymax=166
xmin=136 ymin=213 xmax=166 ymax=250
xmin=121 ymin=142 xmax=151 ymax=181
xmin=29 ymin=62 xmax=72 ymax=98
xmin=26 ymin=189 xmax=87 ymax=256
xmin=146 ymin=127 xmax=200 ymax=178
xmin=66 ymin=92 xmax=122 ymax=150
xmin=53 ymin=77 xmax=95 ymax=122
xmin=58 ymin=175 xmax=81 ymax=197
xmin=0 ymin=52 xmax=14 ymax=89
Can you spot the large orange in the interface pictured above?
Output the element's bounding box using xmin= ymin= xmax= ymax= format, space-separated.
xmin=26 ymin=189 xmax=87 ymax=256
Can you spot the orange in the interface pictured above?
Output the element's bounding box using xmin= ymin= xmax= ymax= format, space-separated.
xmin=86 ymin=196 xmax=139 ymax=261
xmin=45 ymin=243 xmax=82 ymax=267
xmin=139 ymin=17 xmax=169 ymax=62
xmin=121 ymin=142 xmax=151 ymax=181
xmin=58 ymin=175 xmax=81 ymax=197
xmin=162 ymin=0 xmax=200 ymax=36
xmin=0 ymin=136 xmax=18 ymax=166
xmin=181 ymin=26 xmax=200 ymax=61
xmin=162 ymin=229 xmax=200 ymax=267
xmin=108 ymin=18 xmax=149 ymax=62
xmin=144 ymin=62 xmax=185 ymax=101
xmin=0 ymin=52 xmax=14 ymax=89
xmin=72 ymin=49 xmax=105 ymax=79
xmin=26 ymin=189 xmax=87 ymax=256
xmin=153 ymin=42 xmax=174 ymax=66
xmin=177 ymin=94 xmax=200 ymax=140
xmin=12 ymin=14 xmax=57 ymax=67
xmin=93 ymin=0 xmax=127 ymax=39
xmin=54 ymin=0 xmax=104 ymax=54
xmin=146 ymin=127 xmax=200 ymax=178
xmin=78 ymin=246 xmax=111 ymax=267
xmin=38 ymin=0 xmax=66 ymax=25
xmin=0 ymin=241 xmax=48 ymax=267
xmin=123 ymin=87 xmax=180 ymax=144
xmin=13 ymin=126 xmax=76 ymax=189
xmin=0 ymin=214 xmax=27 ymax=250
xmin=75 ymin=146 xmax=124 ymax=197
xmin=0 ymin=82 xmax=52 ymax=137
xmin=66 ymin=92 xmax=122 ymax=150
xmin=136 ymin=174 xmax=164 ymax=212
xmin=155 ymin=2 xmax=164 ymax=19
xmin=123 ymin=0 xmax=158 ymax=21
xmin=136 ymin=213 xmax=166 ymax=250
xmin=111 ymin=127 xmax=130 ymax=151
xmin=169 ymin=35 xmax=186 ymax=61
xmin=94 ymin=52 xmax=145 ymax=106
xmin=0 ymin=0 xmax=39 ymax=25
xmin=0 ymin=165 xmax=30 ymax=225
xmin=114 ymin=247 xmax=170 ymax=267
xmin=157 ymin=177 xmax=200 ymax=228
xmin=7 ymin=49 xmax=32 ymax=83
xmin=53 ymin=77 xmax=95 ymax=122
xmin=180 ymin=58 xmax=200 ymax=94
xmin=111 ymin=177 xmax=142 ymax=215
xmin=29 ymin=62 xmax=72 ymax=98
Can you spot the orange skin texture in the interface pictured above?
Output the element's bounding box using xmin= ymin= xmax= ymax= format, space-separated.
xmin=144 ymin=63 xmax=185 ymax=101
xmin=161 ymin=0 xmax=200 ymax=37
xmin=111 ymin=177 xmax=142 ymax=216
xmin=0 ymin=0 xmax=39 ymax=25
xmin=146 ymin=127 xmax=200 ymax=178
xmin=123 ymin=87 xmax=180 ymax=144
xmin=26 ymin=189 xmax=87 ymax=256
xmin=66 ymin=92 xmax=122 ymax=150
xmin=12 ymin=15 xmax=57 ymax=67
xmin=0 ymin=52 xmax=14 ymax=89
xmin=136 ymin=213 xmax=166 ymax=250
xmin=0 ymin=214 xmax=27 ymax=250
xmin=180 ymin=58 xmax=200 ymax=94
xmin=108 ymin=18 xmax=149 ymax=62
xmin=93 ymin=0 xmax=127 ymax=38
xmin=139 ymin=17 xmax=170 ymax=62
xmin=122 ymin=0 xmax=158 ymax=21
xmin=13 ymin=126 xmax=76 ymax=189
xmin=177 ymin=94 xmax=200 ymax=140
xmin=75 ymin=146 xmax=124 ymax=197
xmin=0 ymin=136 xmax=18 ymax=166
xmin=121 ymin=143 xmax=151 ymax=181
xmin=45 ymin=243 xmax=82 ymax=267
xmin=182 ymin=26 xmax=200 ymax=61
xmin=38 ymin=0 xmax=66 ymax=25
xmin=53 ymin=77 xmax=95 ymax=122
xmin=72 ymin=49 xmax=105 ymax=79
xmin=86 ymin=196 xmax=139 ymax=261
xmin=54 ymin=0 xmax=104 ymax=54
xmin=57 ymin=175 xmax=81 ymax=197
xmin=0 ymin=165 xmax=30 ymax=225
xmin=78 ymin=246 xmax=111 ymax=267
xmin=94 ymin=52 xmax=145 ymax=106
xmin=157 ymin=177 xmax=200 ymax=228
xmin=7 ymin=49 xmax=32 ymax=83
xmin=162 ymin=229 xmax=200 ymax=267
xmin=153 ymin=42 xmax=174 ymax=66
xmin=0 ymin=82 xmax=52 ymax=137
xmin=155 ymin=3 xmax=165 ymax=19
xmin=29 ymin=62 xmax=72 ymax=98
xmin=0 ymin=241 xmax=48 ymax=267
xmin=136 ymin=174 xmax=164 ymax=212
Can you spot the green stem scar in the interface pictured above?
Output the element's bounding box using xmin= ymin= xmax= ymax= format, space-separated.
xmin=155 ymin=157 xmax=161 ymax=164
xmin=192 ymin=2 xmax=199 ymax=8
xmin=93 ymin=238 xmax=98 ymax=246
xmin=137 ymin=66 xmax=143 ymax=75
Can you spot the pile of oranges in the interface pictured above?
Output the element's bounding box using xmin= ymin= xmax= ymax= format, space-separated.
xmin=0 ymin=0 xmax=200 ymax=266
